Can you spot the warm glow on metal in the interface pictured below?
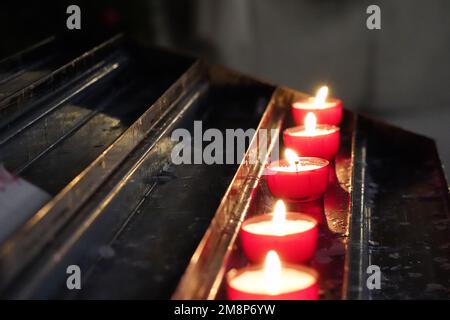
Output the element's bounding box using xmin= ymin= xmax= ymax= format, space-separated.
xmin=284 ymin=148 xmax=300 ymax=170
xmin=272 ymin=200 xmax=286 ymax=232
xmin=264 ymin=250 xmax=282 ymax=295
xmin=314 ymin=86 xmax=328 ymax=106
xmin=304 ymin=112 xmax=317 ymax=134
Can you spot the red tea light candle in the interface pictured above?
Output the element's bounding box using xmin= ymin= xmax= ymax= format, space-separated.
xmin=266 ymin=149 xmax=329 ymax=201
xmin=284 ymin=112 xmax=340 ymax=160
xmin=227 ymin=251 xmax=319 ymax=300
xmin=292 ymin=86 xmax=342 ymax=125
xmin=240 ymin=200 xmax=318 ymax=263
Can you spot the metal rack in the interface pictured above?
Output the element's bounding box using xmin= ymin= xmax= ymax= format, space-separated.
xmin=0 ymin=34 xmax=448 ymax=299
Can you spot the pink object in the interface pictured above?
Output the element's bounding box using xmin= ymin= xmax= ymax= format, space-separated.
xmin=283 ymin=124 xmax=340 ymax=160
xmin=266 ymin=158 xmax=329 ymax=201
xmin=240 ymin=212 xmax=318 ymax=263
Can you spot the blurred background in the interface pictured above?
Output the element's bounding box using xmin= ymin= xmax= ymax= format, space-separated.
xmin=1 ymin=0 xmax=449 ymax=179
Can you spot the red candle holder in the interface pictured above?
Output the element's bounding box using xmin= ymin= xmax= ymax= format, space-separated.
xmin=283 ymin=124 xmax=340 ymax=160
xmin=292 ymin=98 xmax=342 ymax=126
xmin=292 ymin=86 xmax=342 ymax=126
xmin=226 ymin=260 xmax=319 ymax=300
xmin=266 ymin=158 xmax=329 ymax=201
xmin=240 ymin=212 xmax=318 ymax=263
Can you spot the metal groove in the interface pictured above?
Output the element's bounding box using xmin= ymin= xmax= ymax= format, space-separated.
xmin=0 ymin=59 xmax=203 ymax=291
xmin=0 ymin=34 xmax=124 ymax=127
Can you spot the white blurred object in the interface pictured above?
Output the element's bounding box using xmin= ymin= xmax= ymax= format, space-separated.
xmin=0 ymin=165 xmax=51 ymax=243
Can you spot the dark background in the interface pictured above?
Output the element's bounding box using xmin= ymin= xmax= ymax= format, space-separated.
xmin=1 ymin=0 xmax=449 ymax=179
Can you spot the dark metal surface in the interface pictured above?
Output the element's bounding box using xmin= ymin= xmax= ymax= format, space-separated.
xmin=0 ymin=35 xmax=123 ymax=129
xmin=346 ymin=115 xmax=450 ymax=299
xmin=0 ymin=35 xmax=196 ymax=293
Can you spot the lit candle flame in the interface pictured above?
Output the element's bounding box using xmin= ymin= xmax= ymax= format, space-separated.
xmin=264 ymin=250 xmax=282 ymax=295
xmin=304 ymin=112 xmax=317 ymax=134
xmin=272 ymin=200 xmax=286 ymax=232
xmin=284 ymin=148 xmax=300 ymax=170
xmin=314 ymin=86 xmax=328 ymax=107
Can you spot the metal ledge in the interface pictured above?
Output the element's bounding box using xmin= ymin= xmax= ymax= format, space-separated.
xmin=345 ymin=115 xmax=450 ymax=299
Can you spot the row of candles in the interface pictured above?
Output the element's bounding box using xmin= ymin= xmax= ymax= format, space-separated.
xmin=226 ymin=86 xmax=342 ymax=300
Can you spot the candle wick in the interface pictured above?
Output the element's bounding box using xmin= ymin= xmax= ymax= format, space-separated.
xmin=295 ymin=160 xmax=299 ymax=172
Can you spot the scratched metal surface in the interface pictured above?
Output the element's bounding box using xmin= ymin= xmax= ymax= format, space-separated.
xmin=346 ymin=115 xmax=450 ymax=299
xmin=0 ymin=35 xmax=123 ymax=129
xmin=0 ymin=37 xmax=83 ymax=103
xmin=0 ymin=35 xmax=196 ymax=294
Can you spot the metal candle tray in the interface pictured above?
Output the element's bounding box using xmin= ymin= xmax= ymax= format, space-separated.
xmin=0 ymin=34 xmax=448 ymax=299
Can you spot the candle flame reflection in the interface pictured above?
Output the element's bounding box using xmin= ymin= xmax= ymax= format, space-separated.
xmin=284 ymin=148 xmax=300 ymax=170
xmin=264 ymin=250 xmax=282 ymax=295
xmin=304 ymin=112 xmax=317 ymax=133
xmin=315 ymin=85 xmax=328 ymax=107
xmin=272 ymin=200 xmax=286 ymax=232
